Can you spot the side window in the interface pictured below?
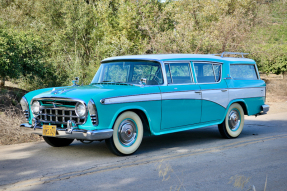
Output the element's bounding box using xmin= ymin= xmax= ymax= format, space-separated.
xmin=131 ymin=64 xmax=164 ymax=85
xmin=230 ymin=64 xmax=258 ymax=80
xmin=194 ymin=63 xmax=221 ymax=83
xmin=165 ymin=63 xmax=193 ymax=84
xmin=213 ymin=64 xmax=221 ymax=82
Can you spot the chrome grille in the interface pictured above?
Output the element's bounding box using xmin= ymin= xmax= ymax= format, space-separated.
xmin=39 ymin=107 xmax=85 ymax=124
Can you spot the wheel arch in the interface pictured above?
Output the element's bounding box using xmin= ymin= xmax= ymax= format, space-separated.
xmin=109 ymin=106 xmax=152 ymax=136
xmin=226 ymin=99 xmax=249 ymax=116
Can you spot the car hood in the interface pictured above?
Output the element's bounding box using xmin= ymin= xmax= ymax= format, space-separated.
xmin=32 ymin=84 xmax=160 ymax=103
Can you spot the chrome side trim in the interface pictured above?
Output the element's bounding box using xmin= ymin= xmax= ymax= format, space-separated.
xmin=20 ymin=123 xmax=113 ymax=141
xmin=103 ymin=93 xmax=162 ymax=104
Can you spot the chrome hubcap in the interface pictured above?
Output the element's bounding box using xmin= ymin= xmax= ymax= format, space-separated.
xmin=118 ymin=119 xmax=137 ymax=146
xmin=228 ymin=109 xmax=241 ymax=131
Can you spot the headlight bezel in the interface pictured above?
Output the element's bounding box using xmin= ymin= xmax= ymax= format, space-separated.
xmin=31 ymin=100 xmax=40 ymax=115
xmin=75 ymin=102 xmax=87 ymax=119
xmin=88 ymin=99 xmax=98 ymax=126
xmin=20 ymin=97 xmax=30 ymax=121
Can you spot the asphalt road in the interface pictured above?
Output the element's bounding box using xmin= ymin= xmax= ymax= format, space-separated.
xmin=0 ymin=111 xmax=286 ymax=191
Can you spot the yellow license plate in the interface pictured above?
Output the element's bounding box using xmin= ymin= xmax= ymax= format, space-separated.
xmin=43 ymin=125 xmax=57 ymax=137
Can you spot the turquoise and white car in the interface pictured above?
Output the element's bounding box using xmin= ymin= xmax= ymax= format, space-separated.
xmin=20 ymin=53 xmax=269 ymax=156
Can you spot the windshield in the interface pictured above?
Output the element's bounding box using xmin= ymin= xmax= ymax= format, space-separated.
xmin=91 ymin=61 xmax=164 ymax=85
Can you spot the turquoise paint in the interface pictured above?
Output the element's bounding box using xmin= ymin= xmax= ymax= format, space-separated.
xmin=21 ymin=54 xmax=268 ymax=138
xmin=159 ymin=84 xmax=201 ymax=129
xmin=200 ymin=100 xmax=226 ymax=122
xmin=242 ymin=97 xmax=265 ymax=115
xmin=199 ymin=80 xmax=228 ymax=123
xmin=95 ymin=101 xmax=162 ymax=133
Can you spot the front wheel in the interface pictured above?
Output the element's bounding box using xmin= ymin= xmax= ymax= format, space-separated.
xmin=105 ymin=111 xmax=143 ymax=156
xmin=218 ymin=103 xmax=245 ymax=139
xmin=43 ymin=136 xmax=74 ymax=147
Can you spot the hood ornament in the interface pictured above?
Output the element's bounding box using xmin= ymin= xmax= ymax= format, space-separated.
xmin=72 ymin=77 xmax=79 ymax=86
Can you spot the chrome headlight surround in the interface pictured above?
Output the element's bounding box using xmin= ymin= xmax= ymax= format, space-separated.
xmin=31 ymin=100 xmax=40 ymax=115
xmin=88 ymin=99 xmax=98 ymax=126
xmin=75 ymin=102 xmax=87 ymax=119
xmin=20 ymin=97 xmax=30 ymax=121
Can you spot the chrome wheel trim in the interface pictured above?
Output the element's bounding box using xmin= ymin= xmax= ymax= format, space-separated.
xmin=228 ymin=109 xmax=241 ymax=131
xmin=118 ymin=119 xmax=137 ymax=147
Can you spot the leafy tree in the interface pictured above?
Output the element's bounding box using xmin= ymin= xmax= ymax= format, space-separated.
xmin=0 ymin=29 xmax=55 ymax=88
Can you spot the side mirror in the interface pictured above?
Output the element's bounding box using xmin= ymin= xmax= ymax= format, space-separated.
xmin=140 ymin=78 xmax=147 ymax=85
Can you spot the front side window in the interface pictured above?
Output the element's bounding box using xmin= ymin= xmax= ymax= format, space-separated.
xmin=230 ymin=64 xmax=258 ymax=80
xmin=165 ymin=63 xmax=193 ymax=84
xmin=91 ymin=61 xmax=164 ymax=85
xmin=194 ymin=63 xmax=221 ymax=83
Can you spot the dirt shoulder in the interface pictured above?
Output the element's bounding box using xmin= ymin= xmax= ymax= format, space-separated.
xmin=0 ymin=86 xmax=286 ymax=145
xmin=0 ymin=87 xmax=42 ymax=145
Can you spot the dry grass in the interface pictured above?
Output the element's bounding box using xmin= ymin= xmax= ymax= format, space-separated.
xmin=0 ymin=108 xmax=42 ymax=145
xmin=0 ymin=87 xmax=42 ymax=145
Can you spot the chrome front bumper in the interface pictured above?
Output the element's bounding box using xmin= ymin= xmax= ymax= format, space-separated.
xmin=20 ymin=123 xmax=113 ymax=141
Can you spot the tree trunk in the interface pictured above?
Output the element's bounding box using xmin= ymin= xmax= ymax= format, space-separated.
xmin=0 ymin=77 xmax=5 ymax=87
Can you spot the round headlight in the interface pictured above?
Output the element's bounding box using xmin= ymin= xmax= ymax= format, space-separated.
xmin=20 ymin=97 xmax=29 ymax=111
xmin=75 ymin=102 xmax=86 ymax=118
xmin=31 ymin=101 xmax=40 ymax=115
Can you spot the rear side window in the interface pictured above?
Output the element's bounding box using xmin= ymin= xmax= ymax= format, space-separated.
xmin=230 ymin=64 xmax=258 ymax=80
xmin=165 ymin=63 xmax=193 ymax=84
xmin=194 ymin=63 xmax=221 ymax=83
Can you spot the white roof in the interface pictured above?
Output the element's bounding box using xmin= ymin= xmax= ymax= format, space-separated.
xmin=102 ymin=54 xmax=255 ymax=63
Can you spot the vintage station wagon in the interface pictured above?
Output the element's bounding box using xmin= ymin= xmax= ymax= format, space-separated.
xmin=20 ymin=53 xmax=269 ymax=156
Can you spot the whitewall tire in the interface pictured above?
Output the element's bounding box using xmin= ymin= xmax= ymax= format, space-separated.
xmin=105 ymin=111 xmax=143 ymax=156
xmin=218 ymin=103 xmax=245 ymax=139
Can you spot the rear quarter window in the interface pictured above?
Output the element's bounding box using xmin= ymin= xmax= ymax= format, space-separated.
xmin=230 ymin=64 xmax=258 ymax=80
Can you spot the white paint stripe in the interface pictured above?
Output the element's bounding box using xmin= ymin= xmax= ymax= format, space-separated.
xmin=161 ymin=91 xmax=201 ymax=100
xmin=102 ymin=87 xmax=266 ymax=105
xmin=202 ymin=89 xmax=229 ymax=108
xmin=229 ymin=87 xmax=265 ymax=102
xmin=104 ymin=94 xmax=161 ymax=104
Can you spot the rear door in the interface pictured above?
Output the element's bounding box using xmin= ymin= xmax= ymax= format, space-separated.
xmin=193 ymin=62 xmax=228 ymax=123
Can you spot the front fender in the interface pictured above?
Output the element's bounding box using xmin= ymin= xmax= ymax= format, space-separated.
xmin=108 ymin=105 xmax=153 ymax=132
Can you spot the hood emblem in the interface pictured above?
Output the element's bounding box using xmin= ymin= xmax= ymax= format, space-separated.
xmin=52 ymin=102 xmax=63 ymax=108
xmin=51 ymin=88 xmax=74 ymax=95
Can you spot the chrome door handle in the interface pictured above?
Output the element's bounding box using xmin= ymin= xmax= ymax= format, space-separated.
xmin=221 ymin=89 xmax=228 ymax=92
xmin=195 ymin=91 xmax=202 ymax=93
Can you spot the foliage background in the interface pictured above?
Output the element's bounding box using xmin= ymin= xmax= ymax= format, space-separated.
xmin=0 ymin=0 xmax=286 ymax=90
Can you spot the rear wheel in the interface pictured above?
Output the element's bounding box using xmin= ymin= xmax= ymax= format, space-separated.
xmin=105 ymin=111 xmax=143 ymax=156
xmin=43 ymin=136 xmax=74 ymax=147
xmin=218 ymin=103 xmax=245 ymax=139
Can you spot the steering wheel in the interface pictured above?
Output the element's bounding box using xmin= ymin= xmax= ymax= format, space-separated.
xmin=145 ymin=74 xmax=161 ymax=84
